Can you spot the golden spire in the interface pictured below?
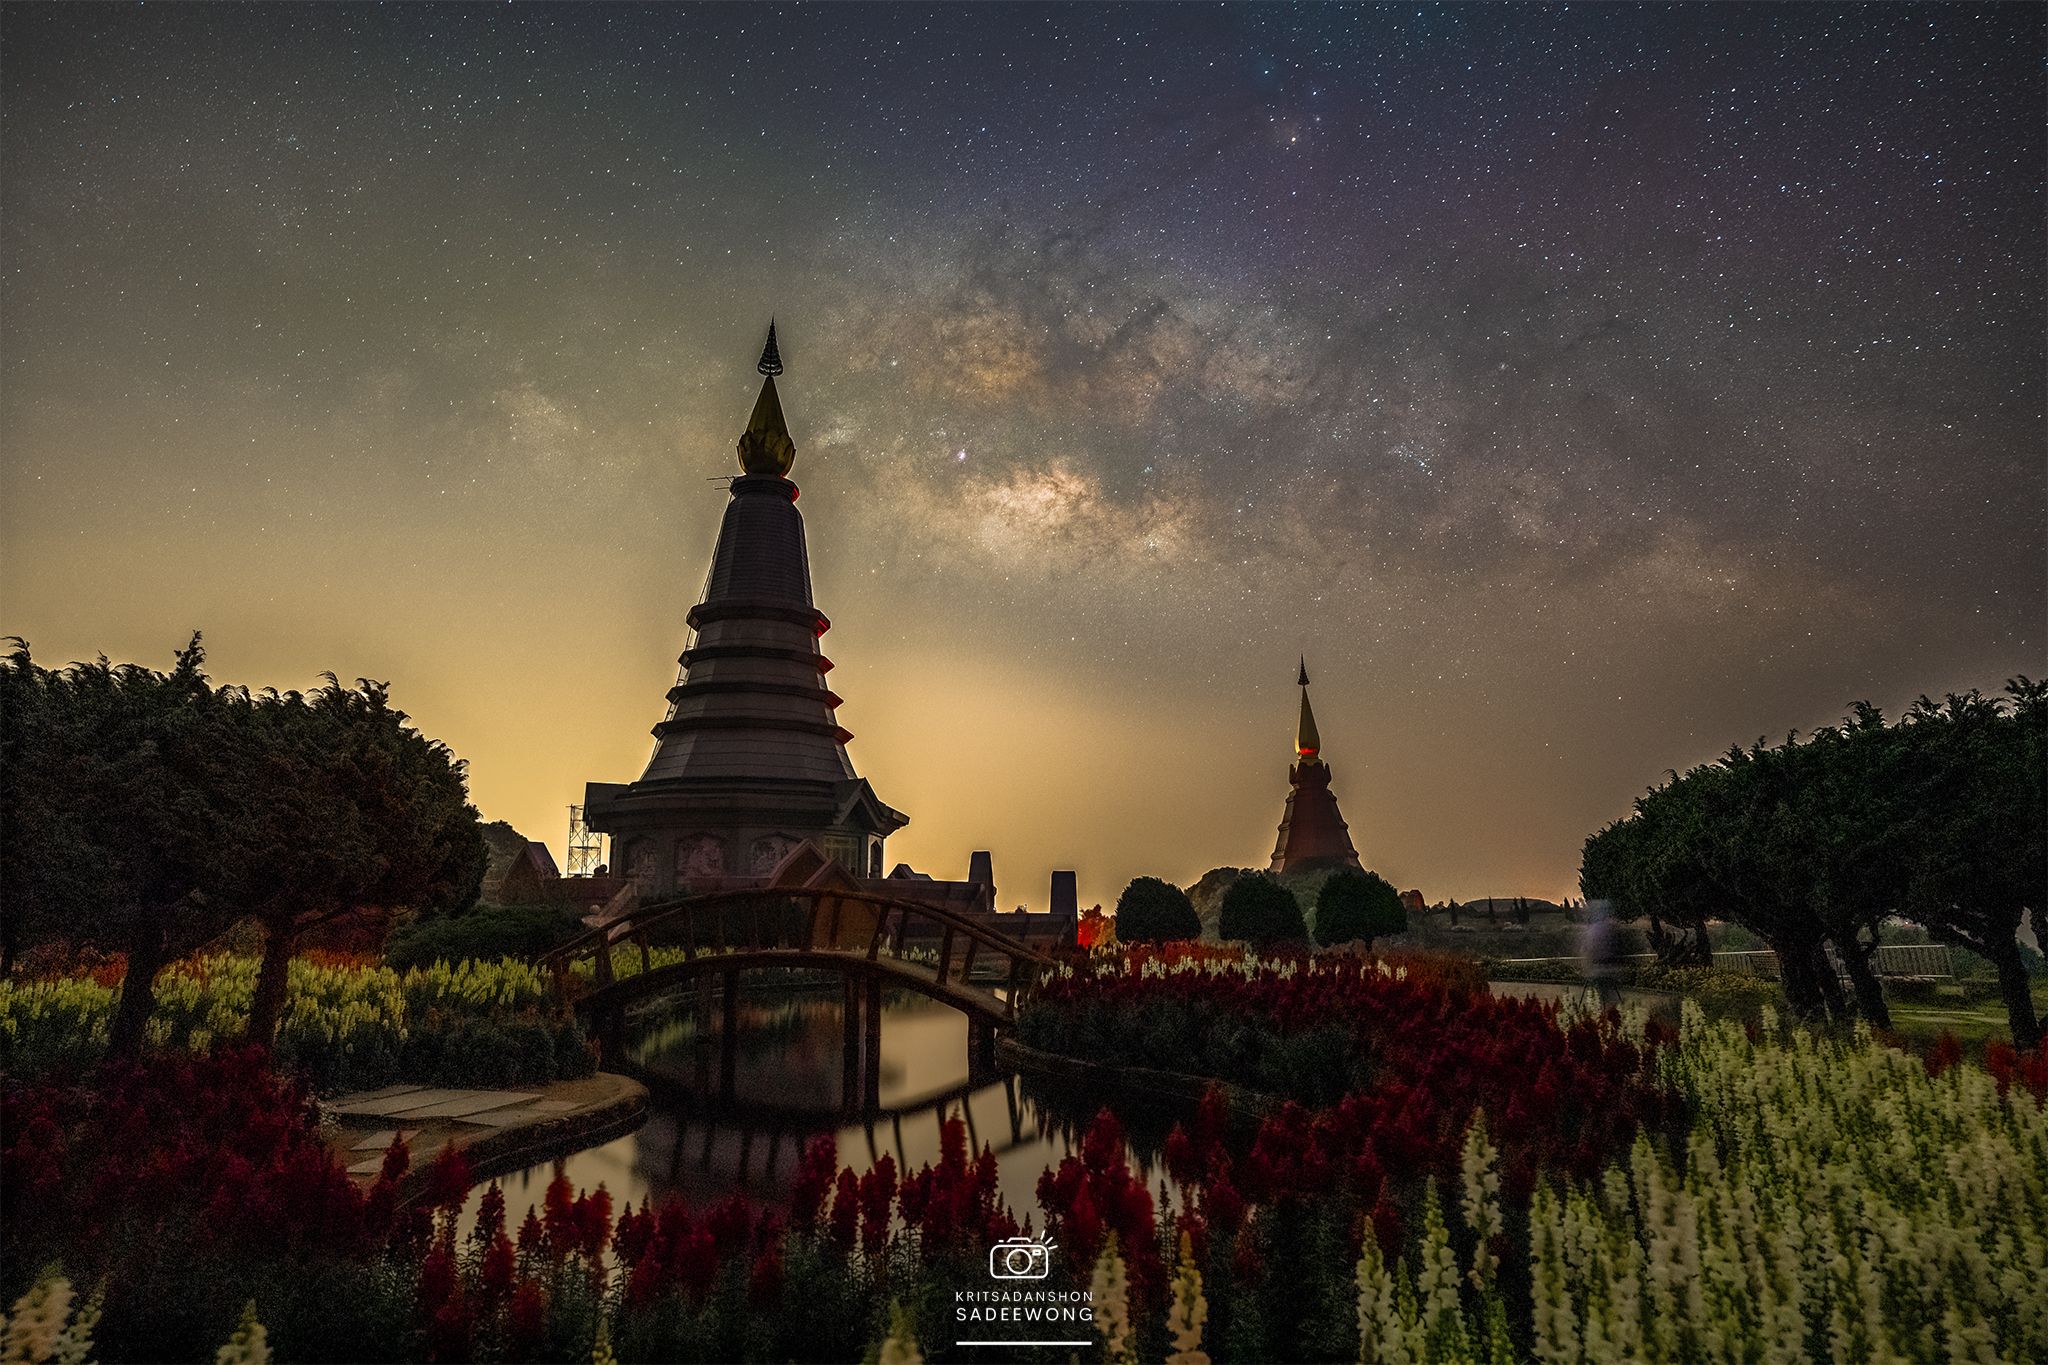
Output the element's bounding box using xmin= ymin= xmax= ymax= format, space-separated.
xmin=1296 ymin=657 xmax=1322 ymax=762
xmin=737 ymin=321 xmax=796 ymax=477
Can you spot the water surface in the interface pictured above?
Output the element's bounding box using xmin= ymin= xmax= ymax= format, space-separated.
xmin=485 ymin=985 xmax=1179 ymax=1229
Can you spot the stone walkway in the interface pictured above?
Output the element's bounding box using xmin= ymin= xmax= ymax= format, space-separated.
xmin=321 ymin=1075 xmax=649 ymax=1184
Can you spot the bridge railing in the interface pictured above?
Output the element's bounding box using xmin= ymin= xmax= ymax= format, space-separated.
xmin=538 ymin=886 xmax=1054 ymax=1020
xmin=1492 ymin=943 xmax=1955 ymax=982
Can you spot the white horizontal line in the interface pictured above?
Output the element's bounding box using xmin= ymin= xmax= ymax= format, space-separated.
xmin=953 ymin=1342 xmax=1092 ymax=1348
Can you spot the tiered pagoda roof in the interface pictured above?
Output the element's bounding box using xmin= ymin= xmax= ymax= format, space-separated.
xmin=1269 ymin=659 xmax=1362 ymax=873
xmin=585 ymin=325 xmax=905 ymax=890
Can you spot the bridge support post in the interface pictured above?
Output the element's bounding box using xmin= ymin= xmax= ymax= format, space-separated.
xmin=969 ymin=1017 xmax=997 ymax=1082
xmin=842 ymin=975 xmax=862 ymax=1115
xmin=694 ymin=975 xmax=715 ymax=1092
xmin=862 ymin=976 xmax=883 ymax=1111
xmin=593 ymin=1004 xmax=626 ymax=1068
xmin=719 ymin=966 xmax=740 ymax=1099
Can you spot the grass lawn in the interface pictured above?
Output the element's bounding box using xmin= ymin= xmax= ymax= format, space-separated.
xmin=1886 ymin=981 xmax=2048 ymax=1052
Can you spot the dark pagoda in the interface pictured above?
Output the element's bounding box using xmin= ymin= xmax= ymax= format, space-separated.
xmin=1268 ymin=659 xmax=1362 ymax=873
xmin=585 ymin=324 xmax=907 ymax=894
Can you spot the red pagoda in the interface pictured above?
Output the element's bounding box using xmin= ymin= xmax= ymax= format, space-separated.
xmin=1268 ymin=659 xmax=1362 ymax=873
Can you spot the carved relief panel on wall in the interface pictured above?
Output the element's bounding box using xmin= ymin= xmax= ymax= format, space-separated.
xmin=749 ymin=834 xmax=799 ymax=874
xmin=676 ymin=833 xmax=726 ymax=882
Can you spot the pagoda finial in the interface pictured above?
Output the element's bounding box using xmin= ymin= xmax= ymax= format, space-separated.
xmin=1296 ymin=659 xmax=1322 ymax=762
xmin=738 ymin=321 xmax=796 ymax=477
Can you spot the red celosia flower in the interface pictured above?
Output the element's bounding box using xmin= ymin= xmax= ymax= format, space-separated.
xmin=416 ymin=1231 xmax=459 ymax=1321
xmin=421 ymin=1143 xmax=474 ymax=1216
xmin=472 ymin=1182 xmax=506 ymax=1252
xmin=613 ymin=1199 xmax=654 ymax=1267
xmin=1925 ymin=1032 xmax=1965 ymax=1078
xmin=749 ymin=1239 xmax=785 ymax=1305
xmin=829 ymin=1168 xmax=861 ymax=1256
xmin=858 ymin=1153 xmax=897 ymax=1256
xmin=505 ymin=1279 xmax=546 ymax=1362
xmin=426 ymin=1296 xmax=472 ymax=1364
xmin=541 ymin=1170 xmax=575 ymax=1256
xmin=516 ymin=1207 xmax=545 ymax=1261
xmin=573 ymin=1185 xmax=613 ymax=1260
xmin=481 ymin=1229 xmax=516 ymax=1302
xmin=707 ymin=1194 xmax=754 ymax=1249
xmin=1986 ymin=1041 xmax=2048 ymax=1100
xmin=673 ymin=1224 xmax=720 ymax=1300
xmin=790 ymin=1133 xmax=837 ymax=1230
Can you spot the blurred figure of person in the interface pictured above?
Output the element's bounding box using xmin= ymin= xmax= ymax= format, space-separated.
xmin=1581 ymin=902 xmax=1627 ymax=1010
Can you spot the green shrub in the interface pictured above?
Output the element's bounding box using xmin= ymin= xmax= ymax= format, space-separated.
xmin=1887 ymin=976 xmax=2002 ymax=1006
xmin=385 ymin=901 xmax=586 ymax=970
xmin=1640 ymin=965 xmax=1781 ymax=1022
xmin=1314 ymin=870 xmax=1407 ymax=947
xmin=1484 ymin=956 xmax=1590 ymax=984
xmin=1115 ymin=876 xmax=1202 ymax=944
xmin=0 ymin=954 xmax=588 ymax=1092
xmin=1217 ymin=872 xmax=1309 ymax=947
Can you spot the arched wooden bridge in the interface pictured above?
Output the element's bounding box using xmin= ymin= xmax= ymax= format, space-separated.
xmin=539 ymin=886 xmax=1055 ymax=1112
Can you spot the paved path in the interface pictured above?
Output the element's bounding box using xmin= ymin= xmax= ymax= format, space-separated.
xmin=322 ymin=1075 xmax=647 ymax=1182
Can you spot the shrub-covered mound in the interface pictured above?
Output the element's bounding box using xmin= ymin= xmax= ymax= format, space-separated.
xmin=1017 ymin=947 xmax=1676 ymax=1175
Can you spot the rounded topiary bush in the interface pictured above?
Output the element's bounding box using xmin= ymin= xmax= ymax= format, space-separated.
xmin=1115 ymin=876 xmax=1202 ymax=944
xmin=1315 ymin=869 xmax=1407 ymax=948
xmin=385 ymin=902 xmax=586 ymax=971
xmin=1217 ymin=871 xmax=1309 ymax=947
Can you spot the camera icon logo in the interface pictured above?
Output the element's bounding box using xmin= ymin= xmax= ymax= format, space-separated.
xmin=988 ymin=1234 xmax=1056 ymax=1280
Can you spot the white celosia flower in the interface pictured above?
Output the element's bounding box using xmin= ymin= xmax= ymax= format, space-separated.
xmin=1165 ymin=1232 xmax=1209 ymax=1364
xmin=1461 ymin=1112 xmax=1502 ymax=1289
xmin=214 ymin=1302 xmax=269 ymax=1365
xmin=1091 ymin=1234 xmax=1137 ymax=1365
xmin=868 ymin=1301 xmax=923 ymax=1365
xmin=1 ymin=1273 xmax=75 ymax=1365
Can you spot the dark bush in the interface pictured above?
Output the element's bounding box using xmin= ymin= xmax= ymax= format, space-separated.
xmin=1314 ymin=870 xmax=1407 ymax=948
xmin=1115 ymin=876 xmax=1202 ymax=944
xmin=1636 ymin=965 xmax=1782 ymax=1022
xmin=1217 ymin=872 xmax=1309 ymax=947
xmin=385 ymin=901 xmax=586 ymax=970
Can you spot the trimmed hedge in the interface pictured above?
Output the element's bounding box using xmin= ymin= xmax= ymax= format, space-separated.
xmin=1115 ymin=877 xmax=1202 ymax=944
xmin=1314 ymin=870 xmax=1407 ymax=947
xmin=1217 ymin=872 xmax=1309 ymax=947
xmin=1636 ymin=965 xmax=1781 ymax=1022
xmin=385 ymin=902 xmax=586 ymax=970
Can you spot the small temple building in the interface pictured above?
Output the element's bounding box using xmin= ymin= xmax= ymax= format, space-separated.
xmin=585 ymin=324 xmax=909 ymax=895
xmin=1268 ymin=659 xmax=1363 ymax=874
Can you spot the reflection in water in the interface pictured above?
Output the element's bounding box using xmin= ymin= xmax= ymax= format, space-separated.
xmin=486 ymin=986 xmax=1184 ymax=1232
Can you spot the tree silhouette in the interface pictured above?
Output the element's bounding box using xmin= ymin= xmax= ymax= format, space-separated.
xmin=3 ymin=637 xmax=253 ymax=1054
xmin=1889 ymin=681 xmax=2046 ymax=1048
xmin=1114 ymin=876 xmax=1201 ymax=944
xmin=1580 ymin=678 xmax=2047 ymax=1041
xmin=1217 ymin=871 xmax=1309 ymax=947
xmin=1 ymin=637 xmax=487 ymax=1053
xmin=1314 ymin=870 xmax=1406 ymax=948
xmin=238 ymin=676 xmax=486 ymax=1045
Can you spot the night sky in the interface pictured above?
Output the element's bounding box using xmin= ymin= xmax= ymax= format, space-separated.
xmin=4 ymin=3 xmax=2041 ymax=909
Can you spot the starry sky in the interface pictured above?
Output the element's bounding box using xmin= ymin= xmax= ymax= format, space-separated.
xmin=4 ymin=3 xmax=2042 ymax=909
